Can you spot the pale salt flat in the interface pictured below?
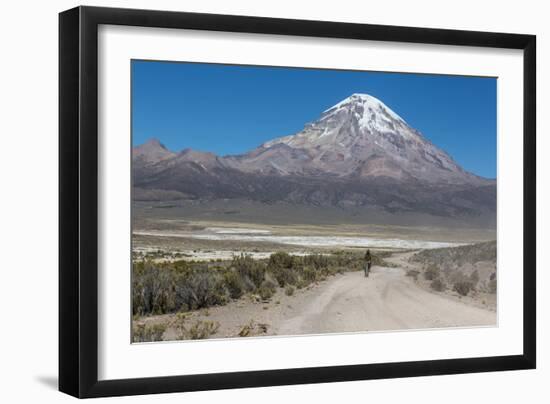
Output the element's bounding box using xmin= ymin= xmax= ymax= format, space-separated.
xmin=133 ymin=246 xmax=315 ymax=261
xmin=134 ymin=229 xmax=464 ymax=249
xmin=206 ymin=227 xmax=272 ymax=234
xmin=181 ymin=250 xmax=317 ymax=261
xmin=191 ymin=234 xmax=462 ymax=249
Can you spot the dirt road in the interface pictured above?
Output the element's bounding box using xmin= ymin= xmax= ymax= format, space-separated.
xmin=275 ymin=252 xmax=496 ymax=335
xmin=147 ymin=251 xmax=496 ymax=340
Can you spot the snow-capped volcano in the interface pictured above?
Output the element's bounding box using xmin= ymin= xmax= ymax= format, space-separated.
xmin=234 ymin=93 xmax=482 ymax=184
xmin=264 ymin=93 xmax=408 ymax=148
xmin=132 ymin=93 xmax=495 ymax=223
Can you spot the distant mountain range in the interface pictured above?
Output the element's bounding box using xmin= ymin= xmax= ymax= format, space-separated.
xmin=133 ymin=94 xmax=496 ymax=223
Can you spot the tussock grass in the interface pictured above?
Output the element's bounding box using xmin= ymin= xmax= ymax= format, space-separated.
xmin=132 ymin=322 xmax=167 ymax=343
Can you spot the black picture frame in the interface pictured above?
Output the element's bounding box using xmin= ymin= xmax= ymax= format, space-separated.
xmin=59 ymin=5 xmax=536 ymax=398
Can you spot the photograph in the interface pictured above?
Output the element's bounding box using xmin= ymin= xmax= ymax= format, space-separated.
xmin=130 ymin=60 xmax=498 ymax=343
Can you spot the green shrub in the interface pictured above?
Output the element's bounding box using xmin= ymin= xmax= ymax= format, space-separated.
xmin=132 ymin=261 xmax=176 ymax=315
xmin=132 ymin=322 xmax=166 ymax=343
xmin=172 ymin=259 xmax=191 ymax=272
xmin=173 ymin=316 xmax=220 ymax=340
xmin=238 ymin=320 xmax=268 ymax=337
xmin=186 ymin=320 xmax=220 ymax=339
xmin=175 ymin=268 xmax=227 ymax=310
xmin=285 ymin=285 xmax=295 ymax=296
xmin=301 ymin=266 xmax=318 ymax=283
xmin=268 ymin=251 xmax=294 ymax=270
xmin=454 ymin=281 xmax=474 ymax=296
xmin=424 ymin=265 xmax=440 ymax=281
xmin=302 ymin=254 xmax=329 ymax=270
xmin=430 ymin=278 xmax=446 ymax=292
xmin=447 ymin=270 xmax=468 ymax=285
xmin=232 ymin=254 xmax=265 ymax=289
xmin=488 ymin=278 xmax=497 ymax=294
xmin=270 ymin=265 xmax=298 ymax=287
xmin=224 ymin=270 xmax=246 ymax=299
xmin=258 ymin=279 xmax=277 ymax=301
xmin=267 ymin=252 xmax=297 ymax=287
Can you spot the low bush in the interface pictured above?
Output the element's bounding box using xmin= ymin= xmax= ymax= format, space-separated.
xmin=132 ymin=262 xmax=176 ymax=316
xmin=238 ymin=320 xmax=268 ymax=337
xmin=268 ymin=252 xmax=297 ymax=287
xmin=302 ymin=254 xmax=329 ymax=270
xmin=447 ymin=269 xmax=467 ymax=285
xmin=301 ymin=266 xmax=318 ymax=283
xmin=488 ymin=278 xmax=497 ymax=294
xmin=285 ymin=285 xmax=295 ymax=296
xmin=296 ymin=278 xmax=308 ymax=289
xmin=232 ymin=254 xmax=265 ymax=289
xmin=175 ymin=268 xmax=227 ymax=310
xmin=185 ymin=320 xmax=220 ymax=339
xmin=258 ymin=279 xmax=277 ymax=301
xmin=454 ymin=281 xmax=474 ymax=296
xmin=224 ymin=270 xmax=247 ymax=299
xmin=173 ymin=316 xmax=220 ymax=340
xmin=267 ymin=251 xmax=294 ymax=270
xmin=132 ymin=322 xmax=166 ymax=343
xmin=430 ymin=278 xmax=446 ymax=292
xmin=424 ymin=264 xmax=440 ymax=281
xmin=270 ymin=265 xmax=298 ymax=287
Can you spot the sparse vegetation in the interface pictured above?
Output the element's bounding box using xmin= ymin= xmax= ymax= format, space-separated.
xmin=411 ymin=241 xmax=497 ymax=296
xmin=133 ymin=250 xmax=384 ymax=317
xmin=488 ymin=279 xmax=497 ymax=293
xmin=424 ymin=264 xmax=440 ymax=281
xmin=224 ymin=270 xmax=247 ymax=299
xmin=238 ymin=320 xmax=269 ymax=337
xmin=232 ymin=253 xmax=265 ymax=289
xmin=178 ymin=268 xmax=228 ymax=309
xmin=411 ymin=241 xmax=496 ymax=268
xmin=430 ymin=278 xmax=446 ymax=292
xmin=453 ymin=281 xmax=474 ymax=296
xmin=258 ymin=279 xmax=277 ymax=301
xmin=406 ymin=269 xmax=420 ymax=280
xmin=184 ymin=320 xmax=220 ymax=339
xmin=171 ymin=312 xmax=220 ymax=340
xmin=296 ymin=278 xmax=308 ymax=289
xmin=285 ymin=285 xmax=295 ymax=296
xmin=132 ymin=322 xmax=167 ymax=343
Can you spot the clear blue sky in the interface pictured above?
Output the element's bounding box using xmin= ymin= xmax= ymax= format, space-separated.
xmin=132 ymin=60 xmax=497 ymax=178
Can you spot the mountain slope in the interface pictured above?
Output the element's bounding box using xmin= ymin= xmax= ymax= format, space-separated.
xmin=133 ymin=138 xmax=175 ymax=164
xmin=132 ymin=94 xmax=496 ymax=224
xmin=227 ymin=94 xmax=485 ymax=185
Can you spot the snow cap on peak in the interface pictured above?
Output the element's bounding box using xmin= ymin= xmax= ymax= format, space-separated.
xmin=350 ymin=93 xmax=378 ymax=100
xmin=324 ymin=93 xmax=406 ymax=123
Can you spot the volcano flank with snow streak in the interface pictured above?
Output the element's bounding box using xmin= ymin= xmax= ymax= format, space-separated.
xmin=133 ymin=94 xmax=496 ymax=226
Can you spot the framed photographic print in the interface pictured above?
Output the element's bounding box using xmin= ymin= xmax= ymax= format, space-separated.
xmin=59 ymin=6 xmax=536 ymax=398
